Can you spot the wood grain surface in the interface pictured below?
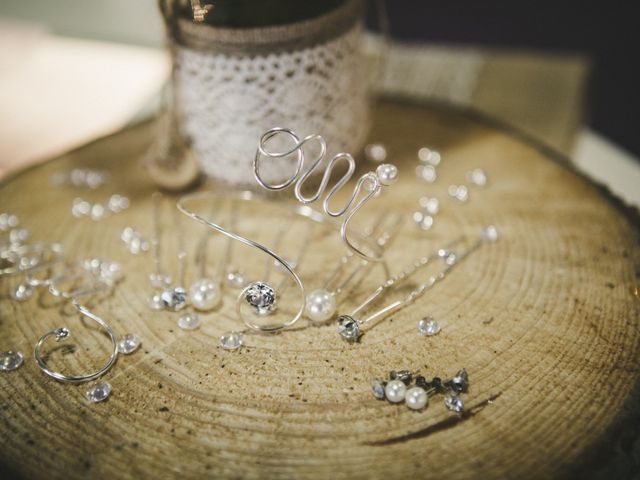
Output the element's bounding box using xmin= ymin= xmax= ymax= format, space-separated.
xmin=0 ymin=100 xmax=639 ymax=480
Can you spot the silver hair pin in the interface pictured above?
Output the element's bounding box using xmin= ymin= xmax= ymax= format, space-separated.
xmin=337 ymin=226 xmax=499 ymax=342
xmin=305 ymin=213 xmax=403 ymax=324
xmin=253 ymin=128 xmax=398 ymax=262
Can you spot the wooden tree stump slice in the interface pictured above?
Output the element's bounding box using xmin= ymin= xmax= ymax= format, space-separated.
xmin=0 ymin=99 xmax=639 ymax=480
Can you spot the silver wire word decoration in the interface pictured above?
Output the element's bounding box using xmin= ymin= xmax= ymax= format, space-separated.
xmin=253 ymin=127 xmax=399 ymax=263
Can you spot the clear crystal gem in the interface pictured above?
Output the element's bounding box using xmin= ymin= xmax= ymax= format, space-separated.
xmin=117 ymin=334 xmax=141 ymax=354
xmin=415 ymin=164 xmax=437 ymax=183
xmin=448 ymin=184 xmax=469 ymax=202
xmin=54 ymin=327 xmax=70 ymax=341
xmin=413 ymin=211 xmax=434 ymax=231
xmin=364 ymin=143 xmax=388 ymax=163
xmin=337 ymin=315 xmax=361 ymax=342
xmin=219 ymin=331 xmax=244 ymax=350
xmin=178 ymin=313 xmax=201 ymax=330
xmin=0 ymin=351 xmax=24 ymax=371
xmin=450 ymin=368 xmax=469 ymax=393
xmin=467 ymin=168 xmax=488 ymax=186
xmin=418 ymin=317 xmax=440 ymax=336
xmin=85 ymin=382 xmax=111 ymax=403
xmin=372 ymin=379 xmax=386 ymax=399
xmin=419 ymin=196 xmax=440 ymax=215
xmin=0 ymin=213 xmax=19 ymax=231
xmin=9 ymin=228 xmax=29 ymax=245
xmin=418 ymin=148 xmax=441 ymax=166
xmin=148 ymin=293 xmax=163 ymax=311
xmin=483 ymin=225 xmax=499 ymax=242
xmin=390 ymin=370 xmax=414 ymax=384
xmin=444 ymin=394 xmax=464 ymax=413
xmin=161 ymin=287 xmax=188 ymax=311
xmin=11 ymin=283 xmax=34 ymax=301
xmin=244 ymin=282 xmax=277 ymax=315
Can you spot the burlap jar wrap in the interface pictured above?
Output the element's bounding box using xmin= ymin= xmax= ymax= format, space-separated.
xmin=160 ymin=0 xmax=369 ymax=187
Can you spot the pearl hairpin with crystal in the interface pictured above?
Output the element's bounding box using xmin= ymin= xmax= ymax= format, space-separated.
xmin=253 ymin=127 xmax=398 ymax=262
xmin=305 ymin=213 xmax=402 ymax=324
xmin=337 ymin=227 xmax=499 ymax=342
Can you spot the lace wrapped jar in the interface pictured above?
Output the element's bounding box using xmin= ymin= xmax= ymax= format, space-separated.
xmin=159 ymin=0 xmax=370 ymax=187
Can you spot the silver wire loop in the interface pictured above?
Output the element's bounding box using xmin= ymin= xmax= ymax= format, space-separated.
xmin=178 ymin=191 xmax=313 ymax=333
xmin=34 ymin=300 xmax=119 ymax=384
xmin=253 ymin=128 xmax=398 ymax=263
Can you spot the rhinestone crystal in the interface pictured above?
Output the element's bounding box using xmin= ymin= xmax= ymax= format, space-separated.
xmin=219 ymin=331 xmax=244 ymax=350
xmin=418 ymin=148 xmax=441 ymax=166
xmin=244 ymin=282 xmax=277 ymax=316
xmin=11 ymin=283 xmax=34 ymax=301
xmin=117 ymin=334 xmax=141 ymax=354
xmin=161 ymin=287 xmax=188 ymax=311
xmin=448 ymin=184 xmax=469 ymax=202
xmin=483 ymin=225 xmax=499 ymax=242
xmin=413 ymin=211 xmax=434 ymax=231
xmin=364 ymin=143 xmax=388 ymax=163
xmin=444 ymin=394 xmax=464 ymax=413
xmin=416 ymin=164 xmax=437 ymax=183
xmin=337 ymin=315 xmax=361 ymax=342
xmin=467 ymin=168 xmax=488 ymax=186
xmin=178 ymin=313 xmax=201 ymax=330
xmin=372 ymin=379 xmax=386 ymax=399
xmin=450 ymin=368 xmax=469 ymax=393
xmin=85 ymin=382 xmax=111 ymax=403
xmin=0 ymin=351 xmax=24 ymax=371
xmin=418 ymin=317 xmax=440 ymax=336
xmin=419 ymin=196 xmax=440 ymax=215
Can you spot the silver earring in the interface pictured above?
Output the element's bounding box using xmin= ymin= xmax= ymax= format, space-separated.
xmin=337 ymin=227 xmax=498 ymax=342
xmin=253 ymin=128 xmax=399 ymax=262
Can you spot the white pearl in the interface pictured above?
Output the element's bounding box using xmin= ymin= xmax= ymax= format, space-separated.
xmin=384 ymin=379 xmax=407 ymax=403
xmin=305 ymin=289 xmax=336 ymax=323
xmin=190 ymin=278 xmax=221 ymax=311
xmin=405 ymin=387 xmax=428 ymax=410
xmin=375 ymin=163 xmax=399 ymax=186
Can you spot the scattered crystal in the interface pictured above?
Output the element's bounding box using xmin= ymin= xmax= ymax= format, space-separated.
xmin=412 ymin=211 xmax=434 ymax=231
xmin=448 ymin=185 xmax=469 ymax=202
xmin=148 ymin=293 xmax=164 ymax=311
xmin=364 ymin=143 xmax=388 ymax=163
xmin=90 ymin=203 xmax=106 ymax=221
xmin=482 ymin=225 xmax=499 ymax=242
xmin=449 ymin=368 xmax=469 ymax=393
xmin=117 ymin=334 xmax=141 ymax=354
xmin=390 ymin=370 xmax=413 ymax=385
xmin=337 ymin=315 xmax=361 ymax=342
xmin=372 ymin=379 xmax=386 ymax=399
xmin=226 ymin=270 xmax=246 ymax=288
xmin=419 ymin=196 xmax=440 ymax=215
xmin=0 ymin=213 xmax=19 ymax=231
xmin=244 ymin=282 xmax=277 ymax=316
xmin=85 ymin=382 xmax=111 ymax=403
xmin=11 ymin=283 xmax=34 ymax=301
xmin=178 ymin=313 xmax=201 ymax=330
xmin=0 ymin=351 xmax=24 ymax=371
xmin=467 ymin=168 xmax=488 ymax=186
xmin=108 ymin=194 xmax=130 ymax=213
xmin=9 ymin=228 xmax=29 ymax=245
xmin=444 ymin=252 xmax=457 ymax=265
xmin=71 ymin=199 xmax=91 ymax=217
xmin=99 ymin=261 xmax=123 ymax=285
xmin=418 ymin=317 xmax=440 ymax=336
xmin=161 ymin=287 xmax=188 ymax=311
xmin=444 ymin=394 xmax=464 ymax=413
xmin=121 ymin=228 xmax=150 ymax=255
xmin=54 ymin=327 xmax=70 ymax=341
xmin=219 ymin=331 xmax=244 ymax=350
xmin=418 ymin=148 xmax=441 ymax=166
xmin=415 ymin=164 xmax=437 ymax=183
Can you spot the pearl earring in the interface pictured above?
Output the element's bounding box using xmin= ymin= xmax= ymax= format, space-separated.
xmin=337 ymin=227 xmax=498 ymax=343
xmin=372 ymin=368 xmax=469 ymax=412
xmin=253 ymin=128 xmax=399 ymax=262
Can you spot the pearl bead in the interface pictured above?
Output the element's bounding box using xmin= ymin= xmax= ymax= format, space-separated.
xmin=190 ymin=278 xmax=221 ymax=311
xmin=375 ymin=163 xmax=399 ymax=186
xmin=384 ymin=379 xmax=407 ymax=403
xmin=305 ymin=289 xmax=336 ymax=323
xmin=405 ymin=387 xmax=428 ymax=410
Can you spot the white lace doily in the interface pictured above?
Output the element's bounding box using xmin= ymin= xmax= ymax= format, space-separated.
xmin=174 ymin=23 xmax=370 ymax=186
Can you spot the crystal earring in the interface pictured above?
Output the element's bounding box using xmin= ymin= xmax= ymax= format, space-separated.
xmin=337 ymin=227 xmax=498 ymax=343
xmin=253 ymin=128 xmax=399 ymax=262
